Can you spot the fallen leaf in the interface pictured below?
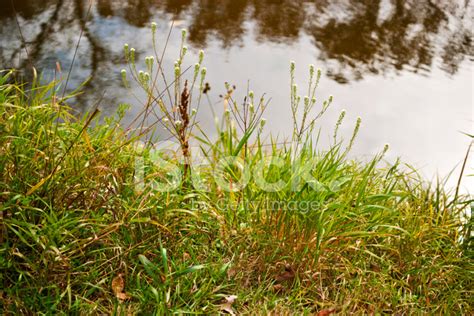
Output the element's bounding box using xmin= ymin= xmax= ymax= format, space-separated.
xmin=220 ymin=295 xmax=238 ymax=315
xmin=227 ymin=266 xmax=238 ymax=279
xmin=275 ymin=264 xmax=295 ymax=283
xmin=317 ymin=308 xmax=336 ymax=316
xmin=273 ymin=284 xmax=285 ymax=293
xmin=112 ymin=274 xmax=130 ymax=301
xmin=116 ymin=292 xmax=129 ymax=300
xmin=112 ymin=274 xmax=124 ymax=295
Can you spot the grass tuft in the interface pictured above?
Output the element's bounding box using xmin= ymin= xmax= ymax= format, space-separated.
xmin=0 ymin=50 xmax=472 ymax=315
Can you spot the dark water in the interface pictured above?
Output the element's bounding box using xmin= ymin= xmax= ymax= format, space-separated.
xmin=0 ymin=0 xmax=473 ymax=190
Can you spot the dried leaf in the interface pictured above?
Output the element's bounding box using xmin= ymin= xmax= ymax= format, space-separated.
xmin=317 ymin=308 xmax=336 ymax=316
xmin=112 ymin=274 xmax=130 ymax=301
xmin=220 ymin=295 xmax=238 ymax=315
xmin=183 ymin=252 xmax=191 ymax=261
xmin=273 ymin=284 xmax=285 ymax=293
xmin=116 ymin=292 xmax=129 ymax=300
xmin=275 ymin=264 xmax=295 ymax=283
xmin=26 ymin=174 xmax=52 ymax=195
xmin=112 ymin=274 xmax=124 ymax=295
xmin=227 ymin=266 xmax=238 ymax=279
xmin=82 ymin=131 xmax=94 ymax=152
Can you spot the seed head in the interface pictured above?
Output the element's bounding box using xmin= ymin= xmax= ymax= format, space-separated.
xmin=249 ymin=103 xmax=254 ymax=113
xmin=290 ymin=61 xmax=296 ymax=72
xmin=199 ymin=50 xmax=204 ymax=64
xmin=130 ymin=48 xmax=135 ymax=63
xmin=120 ymin=69 xmax=127 ymax=86
xmin=123 ymin=43 xmax=129 ymax=59
xmin=304 ymin=96 xmax=310 ymax=106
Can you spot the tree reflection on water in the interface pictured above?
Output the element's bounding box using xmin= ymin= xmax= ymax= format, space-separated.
xmin=0 ymin=0 xmax=471 ymax=89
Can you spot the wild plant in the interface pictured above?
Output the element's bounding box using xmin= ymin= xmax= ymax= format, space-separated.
xmin=121 ymin=24 xmax=207 ymax=186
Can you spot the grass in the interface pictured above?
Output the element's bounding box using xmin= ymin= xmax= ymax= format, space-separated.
xmin=1 ymin=25 xmax=473 ymax=314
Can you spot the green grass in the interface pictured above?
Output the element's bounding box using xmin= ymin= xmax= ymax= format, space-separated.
xmin=0 ymin=58 xmax=473 ymax=315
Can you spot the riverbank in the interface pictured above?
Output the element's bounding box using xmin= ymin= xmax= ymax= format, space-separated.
xmin=0 ymin=69 xmax=472 ymax=314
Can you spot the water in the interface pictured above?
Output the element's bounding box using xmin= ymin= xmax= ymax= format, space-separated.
xmin=0 ymin=0 xmax=473 ymax=192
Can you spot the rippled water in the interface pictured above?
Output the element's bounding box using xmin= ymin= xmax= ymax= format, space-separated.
xmin=0 ymin=0 xmax=473 ymax=190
